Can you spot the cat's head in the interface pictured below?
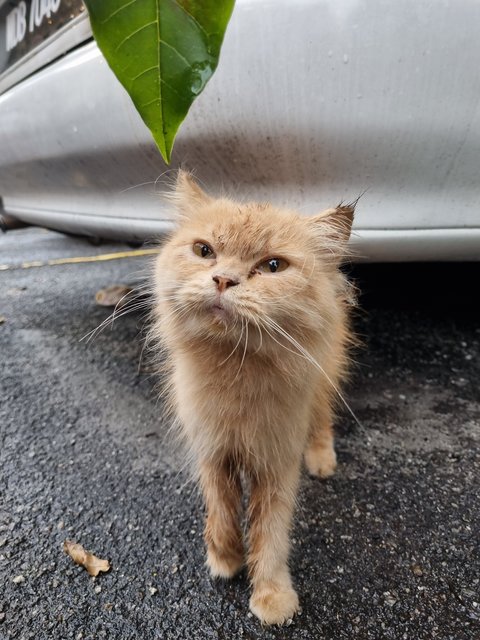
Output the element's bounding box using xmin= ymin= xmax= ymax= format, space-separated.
xmin=155 ymin=171 xmax=354 ymax=344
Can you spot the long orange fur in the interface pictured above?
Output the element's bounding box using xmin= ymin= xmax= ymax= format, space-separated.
xmin=151 ymin=171 xmax=356 ymax=625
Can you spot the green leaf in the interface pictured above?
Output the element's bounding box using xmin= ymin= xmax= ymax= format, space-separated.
xmin=83 ymin=0 xmax=235 ymax=163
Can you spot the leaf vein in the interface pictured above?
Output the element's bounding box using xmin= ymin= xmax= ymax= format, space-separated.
xmin=100 ymin=0 xmax=137 ymax=24
xmin=115 ymin=21 xmax=157 ymax=52
xmin=160 ymin=78 xmax=182 ymax=98
xmin=140 ymin=98 xmax=160 ymax=109
xmin=175 ymin=2 xmax=209 ymax=40
xmin=160 ymin=39 xmax=190 ymax=67
xmin=137 ymin=81 xmax=183 ymax=106
xmin=130 ymin=65 xmax=158 ymax=84
xmin=156 ymin=0 xmax=166 ymax=143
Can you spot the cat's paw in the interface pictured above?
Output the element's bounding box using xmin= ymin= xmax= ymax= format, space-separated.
xmin=304 ymin=443 xmax=337 ymax=478
xmin=249 ymin=586 xmax=299 ymax=625
xmin=207 ymin=548 xmax=243 ymax=579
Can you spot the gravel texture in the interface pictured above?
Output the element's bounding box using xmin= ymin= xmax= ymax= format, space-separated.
xmin=0 ymin=228 xmax=479 ymax=639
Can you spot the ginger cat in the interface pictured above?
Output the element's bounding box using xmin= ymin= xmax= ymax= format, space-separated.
xmin=151 ymin=172 xmax=355 ymax=624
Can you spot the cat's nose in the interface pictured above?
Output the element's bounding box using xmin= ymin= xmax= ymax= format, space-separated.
xmin=212 ymin=275 xmax=239 ymax=293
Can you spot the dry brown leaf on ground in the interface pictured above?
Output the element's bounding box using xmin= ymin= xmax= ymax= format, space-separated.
xmin=95 ymin=284 xmax=133 ymax=308
xmin=63 ymin=540 xmax=110 ymax=577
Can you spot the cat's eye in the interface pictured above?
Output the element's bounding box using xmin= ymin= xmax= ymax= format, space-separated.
xmin=193 ymin=242 xmax=216 ymax=259
xmin=256 ymin=258 xmax=289 ymax=274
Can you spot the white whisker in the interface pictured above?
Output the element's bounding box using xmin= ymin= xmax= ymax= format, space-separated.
xmin=264 ymin=317 xmax=362 ymax=430
xmin=231 ymin=319 xmax=248 ymax=385
xmin=218 ymin=318 xmax=244 ymax=366
xmin=81 ymin=301 xmax=150 ymax=343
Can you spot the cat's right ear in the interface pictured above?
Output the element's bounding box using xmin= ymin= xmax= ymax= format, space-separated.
xmin=171 ymin=170 xmax=212 ymax=220
xmin=308 ymin=204 xmax=354 ymax=243
xmin=306 ymin=203 xmax=355 ymax=262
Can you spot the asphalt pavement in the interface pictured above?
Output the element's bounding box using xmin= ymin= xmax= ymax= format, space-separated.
xmin=0 ymin=228 xmax=479 ymax=640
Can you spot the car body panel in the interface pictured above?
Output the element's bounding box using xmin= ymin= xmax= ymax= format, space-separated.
xmin=0 ymin=0 xmax=479 ymax=258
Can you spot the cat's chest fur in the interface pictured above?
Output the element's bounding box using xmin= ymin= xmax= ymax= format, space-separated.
xmin=170 ymin=338 xmax=315 ymax=467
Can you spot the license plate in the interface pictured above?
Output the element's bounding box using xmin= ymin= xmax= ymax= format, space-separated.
xmin=0 ymin=0 xmax=86 ymax=76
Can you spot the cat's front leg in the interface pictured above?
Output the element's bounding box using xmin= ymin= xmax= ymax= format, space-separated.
xmin=247 ymin=461 xmax=301 ymax=625
xmin=199 ymin=457 xmax=244 ymax=579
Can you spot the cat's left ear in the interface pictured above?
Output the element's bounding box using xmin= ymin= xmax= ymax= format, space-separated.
xmin=306 ymin=203 xmax=355 ymax=257
xmin=172 ymin=170 xmax=212 ymax=219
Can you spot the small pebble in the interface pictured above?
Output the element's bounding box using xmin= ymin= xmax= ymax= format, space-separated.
xmin=12 ymin=575 xmax=25 ymax=584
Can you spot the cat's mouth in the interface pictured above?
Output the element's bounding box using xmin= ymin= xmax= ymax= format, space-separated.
xmin=210 ymin=301 xmax=232 ymax=323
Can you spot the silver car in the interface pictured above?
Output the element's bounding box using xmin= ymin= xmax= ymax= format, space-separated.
xmin=1 ymin=0 xmax=479 ymax=260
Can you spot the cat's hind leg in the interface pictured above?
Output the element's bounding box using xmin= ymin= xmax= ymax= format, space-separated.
xmin=304 ymin=393 xmax=337 ymax=478
xmin=199 ymin=457 xmax=244 ymax=579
